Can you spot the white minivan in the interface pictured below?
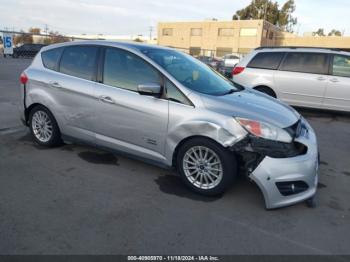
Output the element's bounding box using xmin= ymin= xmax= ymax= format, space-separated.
xmin=233 ymin=47 xmax=350 ymax=112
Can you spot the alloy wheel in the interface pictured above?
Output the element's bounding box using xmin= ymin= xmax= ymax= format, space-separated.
xmin=183 ymin=146 xmax=223 ymax=190
xmin=31 ymin=110 xmax=53 ymax=143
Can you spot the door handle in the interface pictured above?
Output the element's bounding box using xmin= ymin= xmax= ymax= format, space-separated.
xmin=330 ymin=78 xmax=340 ymax=83
xmin=49 ymin=81 xmax=62 ymax=88
xmin=316 ymin=76 xmax=326 ymax=81
xmin=99 ymin=95 xmax=115 ymax=104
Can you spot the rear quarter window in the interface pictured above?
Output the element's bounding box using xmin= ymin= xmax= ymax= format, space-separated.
xmin=41 ymin=47 xmax=63 ymax=71
xmin=247 ymin=52 xmax=285 ymax=70
xmin=59 ymin=46 xmax=99 ymax=81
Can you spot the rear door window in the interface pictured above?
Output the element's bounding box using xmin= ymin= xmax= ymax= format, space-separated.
xmin=280 ymin=52 xmax=329 ymax=74
xmin=332 ymin=55 xmax=350 ymax=78
xmin=247 ymin=52 xmax=285 ymax=70
xmin=41 ymin=47 xmax=63 ymax=71
xmin=59 ymin=46 xmax=99 ymax=81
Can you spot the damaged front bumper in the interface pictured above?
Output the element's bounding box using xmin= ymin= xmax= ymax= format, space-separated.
xmin=232 ymin=119 xmax=319 ymax=209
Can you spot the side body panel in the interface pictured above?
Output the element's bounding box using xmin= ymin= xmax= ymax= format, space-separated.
xmin=323 ymin=76 xmax=350 ymax=111
xmin=273 ymin=70 xmax=328 ymax=108
xmin=25 ymin=68 xmax=96 ymax=143
xmin=234 ymin=67 xmax=277 ymax=91
xmin=93 ymin=82 xmax=169 ymax=163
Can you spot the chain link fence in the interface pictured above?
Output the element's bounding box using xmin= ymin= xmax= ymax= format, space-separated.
xmin=171 ymin=46 xmax=247 ymax=59
xmin=0 ymin=30 xmax=95 ymax=58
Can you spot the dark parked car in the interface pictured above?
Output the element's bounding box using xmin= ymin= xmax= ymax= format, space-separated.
xmin=217 ymin=61 xmax=234 ymax=79
xmin=13 ymin=44 xmax=46 ymax=58
xmin=197 ymin=55 xmax=221 ymax=69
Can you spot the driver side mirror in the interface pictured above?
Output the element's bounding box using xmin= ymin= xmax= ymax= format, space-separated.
xmin=137 ymin=83 xmax=162 ymax=97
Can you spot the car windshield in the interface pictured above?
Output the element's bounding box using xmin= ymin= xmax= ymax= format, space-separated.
xmin=142 ymin=48 xmax=240 ymax=96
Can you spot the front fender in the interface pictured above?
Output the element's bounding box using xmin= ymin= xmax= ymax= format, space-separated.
xmin=164 ymin=119 xmax=247 ymax=166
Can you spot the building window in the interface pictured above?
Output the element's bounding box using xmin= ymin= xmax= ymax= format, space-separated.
xmin=216 ymin=47 xmax=233 ymax=58
xmin=189 ymin=47 xmax=201 ymax=56
xmin=218 ymin=28 xmax=234 ymax=37
xmin=269 ymin=31 xmax=274 ymax=40
xmin=263 ymin=29 xmax=268 ymax=38
xmin=190 ymin=28 xmax=202 ymax=36
xmin=240 ymin=28 xmax=257 ymax=37
xmin=238 ymin=48 xmax=253 ymax=54
xmin=162 ymin=28 xmax=173 ymax=36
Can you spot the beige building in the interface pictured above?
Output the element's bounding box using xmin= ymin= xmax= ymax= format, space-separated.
xmin=276 ymin=34 xmax=350 ymax=51
xmin=158 ymin=19 xmax=350 ymax=57
xmin=158 ymin=20 xmax=283 ymax=57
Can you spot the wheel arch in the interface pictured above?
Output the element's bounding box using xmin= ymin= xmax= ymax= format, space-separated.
xmin=171 ymin=135 xmax=229 ymax=169
xmin=253 ymin=85 xmax=277 ymax=98
xmin=25 ymin=103 xmax=43 ymax=123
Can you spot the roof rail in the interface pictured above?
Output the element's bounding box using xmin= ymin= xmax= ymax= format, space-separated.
xmin=255 ymin=46 xmax=349 ymax=52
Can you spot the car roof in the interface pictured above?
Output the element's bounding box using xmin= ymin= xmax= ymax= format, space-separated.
xmin=40 ymin=40 xmax=172 ymax=53
xmin=254 ymin=47 xmax=350 ymax=55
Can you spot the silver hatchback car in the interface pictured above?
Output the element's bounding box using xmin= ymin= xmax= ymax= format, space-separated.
xmin=20 ymin=41 xmax=319 ymax=209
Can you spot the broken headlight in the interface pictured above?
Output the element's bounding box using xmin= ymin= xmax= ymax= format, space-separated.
xmin=236 ymin=118 xmax=293 ymax=143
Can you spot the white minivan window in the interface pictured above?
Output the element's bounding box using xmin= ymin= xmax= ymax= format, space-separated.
xmin=280 ymin=52 xmax=329 ymax=75
xmin=332 ymin=55 xmax=350 ymax=78
xmin=248 ymin=52 xmax=285 ymax=70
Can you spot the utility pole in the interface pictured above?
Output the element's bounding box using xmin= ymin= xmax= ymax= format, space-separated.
xmin=44 ymin=24 xmax=49 ymax=36
xmin=44 ymin=24 xmax=49 ymax=43
xmin=297 ymin=23 xmax=301 ymax=36
xmin=149 ymin=26 xmax=153 ymax=41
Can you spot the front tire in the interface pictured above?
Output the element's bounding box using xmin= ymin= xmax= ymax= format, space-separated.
xmin=176 ymin=138 xmax=237 ymax=196
xmin=29 ymin=105 xmax=62 ymax=147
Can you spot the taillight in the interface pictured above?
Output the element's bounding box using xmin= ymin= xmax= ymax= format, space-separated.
xmin=20 ymin=72 xmax=28 ymax=85
xmin=232 ymin=67 xmax=245 ymax=76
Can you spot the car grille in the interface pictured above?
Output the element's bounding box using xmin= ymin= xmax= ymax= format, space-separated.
xmin=276 ymin=181 xmax=309 ymax=196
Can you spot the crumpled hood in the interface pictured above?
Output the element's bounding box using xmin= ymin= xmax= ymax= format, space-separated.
xmin=201 ymin=89 xmax=300 ymax=128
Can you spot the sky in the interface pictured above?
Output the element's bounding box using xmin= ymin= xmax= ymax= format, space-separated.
xmin=0 ymin=0 xmax=349 ymax=36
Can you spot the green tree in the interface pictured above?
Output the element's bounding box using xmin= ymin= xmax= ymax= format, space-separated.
xmin=232 ymin=0 xmax=297 ymax=32
xmin=29 ymin=28 xmax=41 ymax=34
xmin=328 ymin=29 xmax=342 ymax=36
xmin=44 ymin=31 xmax=70 ymax=44
xmin=133 ymin=37 xmax=143 ymax=42
xmin=14 ymin=30 xmax=33 ymax=45
xmin=313 ymin=28 xmax=326 ymax=36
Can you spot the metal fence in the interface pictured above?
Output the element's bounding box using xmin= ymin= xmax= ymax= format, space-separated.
xmin=0 ymin=30 xmax=97 ymax=58
xmin=171 ymin=46 xmax=247 ymax=60
xmin=0 ymin=30 xmax=247 ymax=68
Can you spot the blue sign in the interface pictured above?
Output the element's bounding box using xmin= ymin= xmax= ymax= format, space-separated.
xmin=3 ymin=33 xmax=13 ymax=55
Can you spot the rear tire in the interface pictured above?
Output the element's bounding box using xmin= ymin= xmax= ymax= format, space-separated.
xmin=255 ymin=86 xmax=276 ymax=98
xmin=176 ymin=137 xmax=237 ymax=196
xmin=29 ymin=105 xmax=62 ymax=147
